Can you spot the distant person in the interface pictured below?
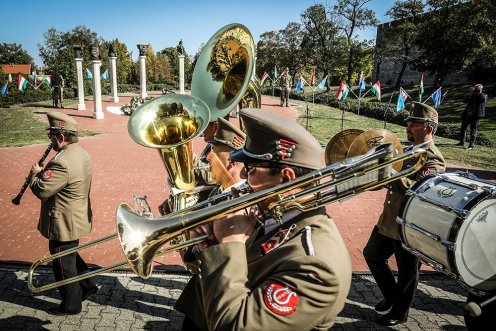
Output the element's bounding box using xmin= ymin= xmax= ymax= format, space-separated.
xmin=30 ymin=112 xmax=99 ymax=315
xmin=457 ymin=84 xmax=488 ymax=150
xmin=279 ymin=67 xmax=291 ymax=107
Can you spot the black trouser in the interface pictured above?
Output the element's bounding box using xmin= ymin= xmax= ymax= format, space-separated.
xmin=49 ymin=239 xmax=98 ymax=313
xmin=459 ymin=115 xmax=479 ymax=146
xmin=363 ymin=226 xmax=419 ymax=319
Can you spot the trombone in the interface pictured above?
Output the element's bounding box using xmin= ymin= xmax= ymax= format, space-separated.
xmin=27 ymin=142 xmax=427 ymax=291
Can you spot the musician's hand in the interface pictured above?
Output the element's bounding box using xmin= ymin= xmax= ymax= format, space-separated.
xmin=212 ymin=209 xmax=256 ymax=244
xmin=31 ymin=162 xmax=43 ymax=175
xmin=189 ymin=224 xmax=216 ymax=250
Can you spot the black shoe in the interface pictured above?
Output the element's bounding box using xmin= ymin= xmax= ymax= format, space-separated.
xmin=82 ymin=285 xmax=100 ymax=301
xmin=375 ymin=313 xmax=407 ymax=326
xmin=456 ymin=142 xmax=464 ymax=146
xmin=374 ymin=299 xmax=394 ymax=312
xmin=467 ymin=145 xmax=474 ymax=150
xmin=47 ymin=307 xmax=80 ymax=316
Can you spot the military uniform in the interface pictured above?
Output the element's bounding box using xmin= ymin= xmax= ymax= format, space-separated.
xmin=175 ymin=108 xmax=352 ymax=330
xmin=364 ymin=102 xmax=446 ymax=325
xmin=30 ymin=112 xmax=98 ymax=315
xmin=279 ymin=68 xmax=291 ymax=107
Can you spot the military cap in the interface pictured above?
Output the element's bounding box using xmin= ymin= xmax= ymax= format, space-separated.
xmin=231 ymin=108 xmax=323 ymax=170
xmin=46 ymin=111 xmax=78 ymax=132
xmin=207 ymin=117 xmax=246 ymax=150
xmin=405 ymin=102 xmax=438 ymax=125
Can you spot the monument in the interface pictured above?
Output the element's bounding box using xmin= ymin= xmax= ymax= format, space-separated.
xmin=137 ymin=44 xmax=148 ymax=98
xmin=90 ymin=44 xmax=104 ymax=119
xmin=73 ymin=44 xmax=85 ymax=111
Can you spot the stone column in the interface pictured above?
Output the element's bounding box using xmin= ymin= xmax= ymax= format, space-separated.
xmin=109 ymin=56 xmax=119 ymax=102
xmin=90 ymin=44 xmax=104 ymax=119
xmin=137 ymin=44 xmax=148 ymax=98
xmin=73 ymin=45 xmax=85 ymax=110
xmin=178 ymin=54 xmax=185 ymax=94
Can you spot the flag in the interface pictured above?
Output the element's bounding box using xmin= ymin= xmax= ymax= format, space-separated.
xmin=371 ymin=81 xmax=381 ymax=101
xmin=44 ymin=76 xmax=51 ymax=88
xmin=317 ymin=76 xmax=328 ymax=90
xmin=336 ymin=81 xmax=349 ymax=101
xmin=295 ymin=76 xmax=307 ymax=94
xmin=8 ymin=74 xmax=12 ymax=83
xmin=101 ymin=69 xmax=109 ymax=80
xmin=86 ymin=68 xmax=93 ymax=79
xmin=396 ymin=87 xmax=408 ymax=112
xmin=1 ymin=81 xmax=8 ymax=95
xmin=274 ymin=65 xmax=278 ymax=79
xmin=309 ymin=68 xmax=316 ymax=86
xmin=419 ymin=73 xmax=424 ymax=102
xmin=431 ymin=87 xmax=442 ymax=108
xmin=260 ymin=71 xmax=270 ymax=86
xmin=17 ymin=75 xmax=28 ymax=92
xmin=359 ymin=72 xmax=366 ymax=92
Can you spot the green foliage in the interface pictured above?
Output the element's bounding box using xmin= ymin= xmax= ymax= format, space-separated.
xmin=0 ymin=43 xmax=34 ymax=66
xmin=160 ymin=46 xmax=192 ymax=88
xmin=0 ymin=84 xmax=51 ymax=107
xmin=100 ymin=39 xmax=134 ymax=85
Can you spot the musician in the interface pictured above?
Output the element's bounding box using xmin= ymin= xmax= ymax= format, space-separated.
xmin=363 ymin=102 xmax=446 ymax=326
xmin=279 ymin=67 xmax=291 ymax=107
xmin=175 ymin=108 xmax=351 ymax=330
xmin=30 ymin=112 xmax=99 ymax=315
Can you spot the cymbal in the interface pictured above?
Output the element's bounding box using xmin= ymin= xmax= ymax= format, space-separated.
xmin=324 ymin=129 xmax=364 ymax=165
xmin=346 ymin=129 xmax=404 ymax=172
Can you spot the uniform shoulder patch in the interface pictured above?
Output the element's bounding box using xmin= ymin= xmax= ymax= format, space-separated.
xmin=41 ymin=170 xmax=52 ymax=180
xmin=421 ymin=167 xmax=436 ymax=177
xmin=263 ymin=281 xmax=299 ymax=315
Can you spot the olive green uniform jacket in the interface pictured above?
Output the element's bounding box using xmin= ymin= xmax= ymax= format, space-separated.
xmin=30 ymin=143 xmax=93 ymax=241
xmin=377 ymin=141 xmax=445 ymax=240
xmin=175 ymin=207 xmax=352 ymax=331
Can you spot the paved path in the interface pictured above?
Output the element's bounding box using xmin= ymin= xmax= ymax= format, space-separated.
xmin=0 ymin=266 xmax=469 ymax=330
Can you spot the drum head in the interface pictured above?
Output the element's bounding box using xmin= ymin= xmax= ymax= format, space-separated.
xmin=346 ymin=129 xmax=403 ymax=172
xmin=324 ymin=129 xmax=363 ymax=165
xmin=455 ymin=198 xmax=496 ymax=292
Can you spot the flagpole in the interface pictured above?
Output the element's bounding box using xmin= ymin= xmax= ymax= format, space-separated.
xmin=383 ymin=91 xmax=396 ymax=129
xmin=358 ymin=88 xmax=362 ymax=117
xmin=305 ymin=90 xmax=311 ymax=130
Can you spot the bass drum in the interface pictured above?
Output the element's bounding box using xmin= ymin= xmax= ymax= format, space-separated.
xmin=397 ymin=171 xmax=496 ymax=294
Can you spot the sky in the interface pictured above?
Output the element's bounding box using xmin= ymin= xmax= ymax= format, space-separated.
xmin=1 ymin=0 xmax=395 ymax=66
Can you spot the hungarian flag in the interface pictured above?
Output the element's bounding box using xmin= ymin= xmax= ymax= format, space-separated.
xmin=260 ymin=71 xmax=270 ymax=85
xmin=44 ymin=76 xmax=51 ymax=88
xmin=371 ymin=81 xmax=381 ymax=101
xmin=396 ymin=87 xmax=409 ymax=112
xmin=17 ymin=75 xmax=28 ymax=92
xmin=309 ymin=68 xmax=316 ymax=86
xmin=419 ymin=73 xmax=424 ymax=102
xmin=336 ymin=81 xmax=349 ymax=101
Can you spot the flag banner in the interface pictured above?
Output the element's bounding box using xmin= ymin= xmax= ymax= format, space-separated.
xmin=336 ymin=81 xmax=349 ymax=101
xmin=317 ymin=76 xmax=328 ymax=90
xmin=419 ymin=73 xmax=424 ymax=102
xmin=274 ymin=65 xmax=278 ymax=79
xmin=295 ymin=76 xmax=307 ymax=94
xmin=310 ymin=68 xmax=316 ymax=86
xmin=260 ymin=71 xmax=270 ymax=85
xmin=431 ymin=87 xmax=442 ymax=108
xmin=371 ymin=81 xmax=381 ymax=100
xmin=101 ymin=69 xmax=109 ymax=80
xmin=396 ymin=87 xmax=408 ymax=112
xmin=44 ymin=76 xmax=51 ymax=87
xmin=86 ymin=68 xmax=93 ymax=79
xmin=359 ymin=72 xmax=366 ymax=92
xmin=8 ymin=74 xmax=12 ymax=83
xmin=17 ymin=74 xmax=28 ymax=92
xmin=1 ymin=82 xmax=8 ymax=95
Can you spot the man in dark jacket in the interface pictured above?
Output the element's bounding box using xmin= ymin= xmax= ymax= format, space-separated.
xmin=457 ymin=84 xmax=488 ymax=150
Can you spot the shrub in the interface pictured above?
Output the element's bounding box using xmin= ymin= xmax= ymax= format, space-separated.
xmin=0 ymin=87 xmax=51 ymax=107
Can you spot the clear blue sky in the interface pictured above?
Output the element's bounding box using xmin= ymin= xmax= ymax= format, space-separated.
xmin=1 ymin=0 xmax=395 ymax=66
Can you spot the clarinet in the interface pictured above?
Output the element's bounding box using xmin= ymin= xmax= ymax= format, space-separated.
xmin=12 ymin=143 xmax=53 ymax=205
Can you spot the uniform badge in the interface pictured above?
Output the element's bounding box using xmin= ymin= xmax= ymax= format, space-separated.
xmin=421 ymin=167 xmax=436 ymax=177
xmin=262 ymin=227 xmax=291 ymax=254
xmin=58 ymin=120 xmax=66 ymax=129
xmin=263 ymin=282 xmax=299 ymax=315
xmin=41 ymin=170 xmax=52 ymax=180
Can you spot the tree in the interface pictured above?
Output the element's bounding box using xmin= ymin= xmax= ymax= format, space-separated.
xmin=333 ymin=0 xmax=378 ymax=83
xmin=100 ymin=39 xmax=134 ymax=85
xmin=144 ymin=44 xmax=172 ymax=85
xmin=373 ymin=42 xmax=396 ymax=82
xmin=412 ymin=0 xmax=496 ymax=86
xmin=0 ymin=43 xmax=34 ymax=66
xmin=300 ymin=4 xmax=345 ymax=91
xmin=160 ymin=46 xmax=192 ymax=88
xmin=387 ymin=0 xmax=424 ymax=87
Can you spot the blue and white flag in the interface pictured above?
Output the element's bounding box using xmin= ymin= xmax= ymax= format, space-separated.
xmin=86 ymin=68 xmax=93 ymax=79
xmin=0 ymin=81 xmax=8 ymax=95
xmin=431 ymin=87 xmax=442 ymax=108
xmin=101 ymin=69 xmax=109 ymax=80
xmin=274 ymin=65 xmax=278 ymax=80
xmin=317 ymin=76 xmax=328 ymax=90
xmin=295 ymin=76 xmax=307 ymax=94
xmin=396 ymin=87 xmax=408 ymax=112
xmin=359 ymin=72 xmax=366 ymax=92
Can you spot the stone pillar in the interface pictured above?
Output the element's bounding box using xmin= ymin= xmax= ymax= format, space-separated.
xmin=137 ymin=44 xmax=148 ymax=98
xmin=109 ymin=56 xmax=119 ymax=102
xmin=73 ymin=45 xmax=85 ymax=110
xmin=90 ymin=44 xmax=104 ymax=119
xmin=178 ymin=54 xmax=185 ymax=94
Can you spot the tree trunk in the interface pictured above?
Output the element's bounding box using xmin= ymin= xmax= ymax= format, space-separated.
xmin=375 ymin=61 xmax=382 ymax=82
xmin=395 ymin=61 xmax=407 ymax=88
xmin=347 ymin=47 xmax=353 ymax=84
